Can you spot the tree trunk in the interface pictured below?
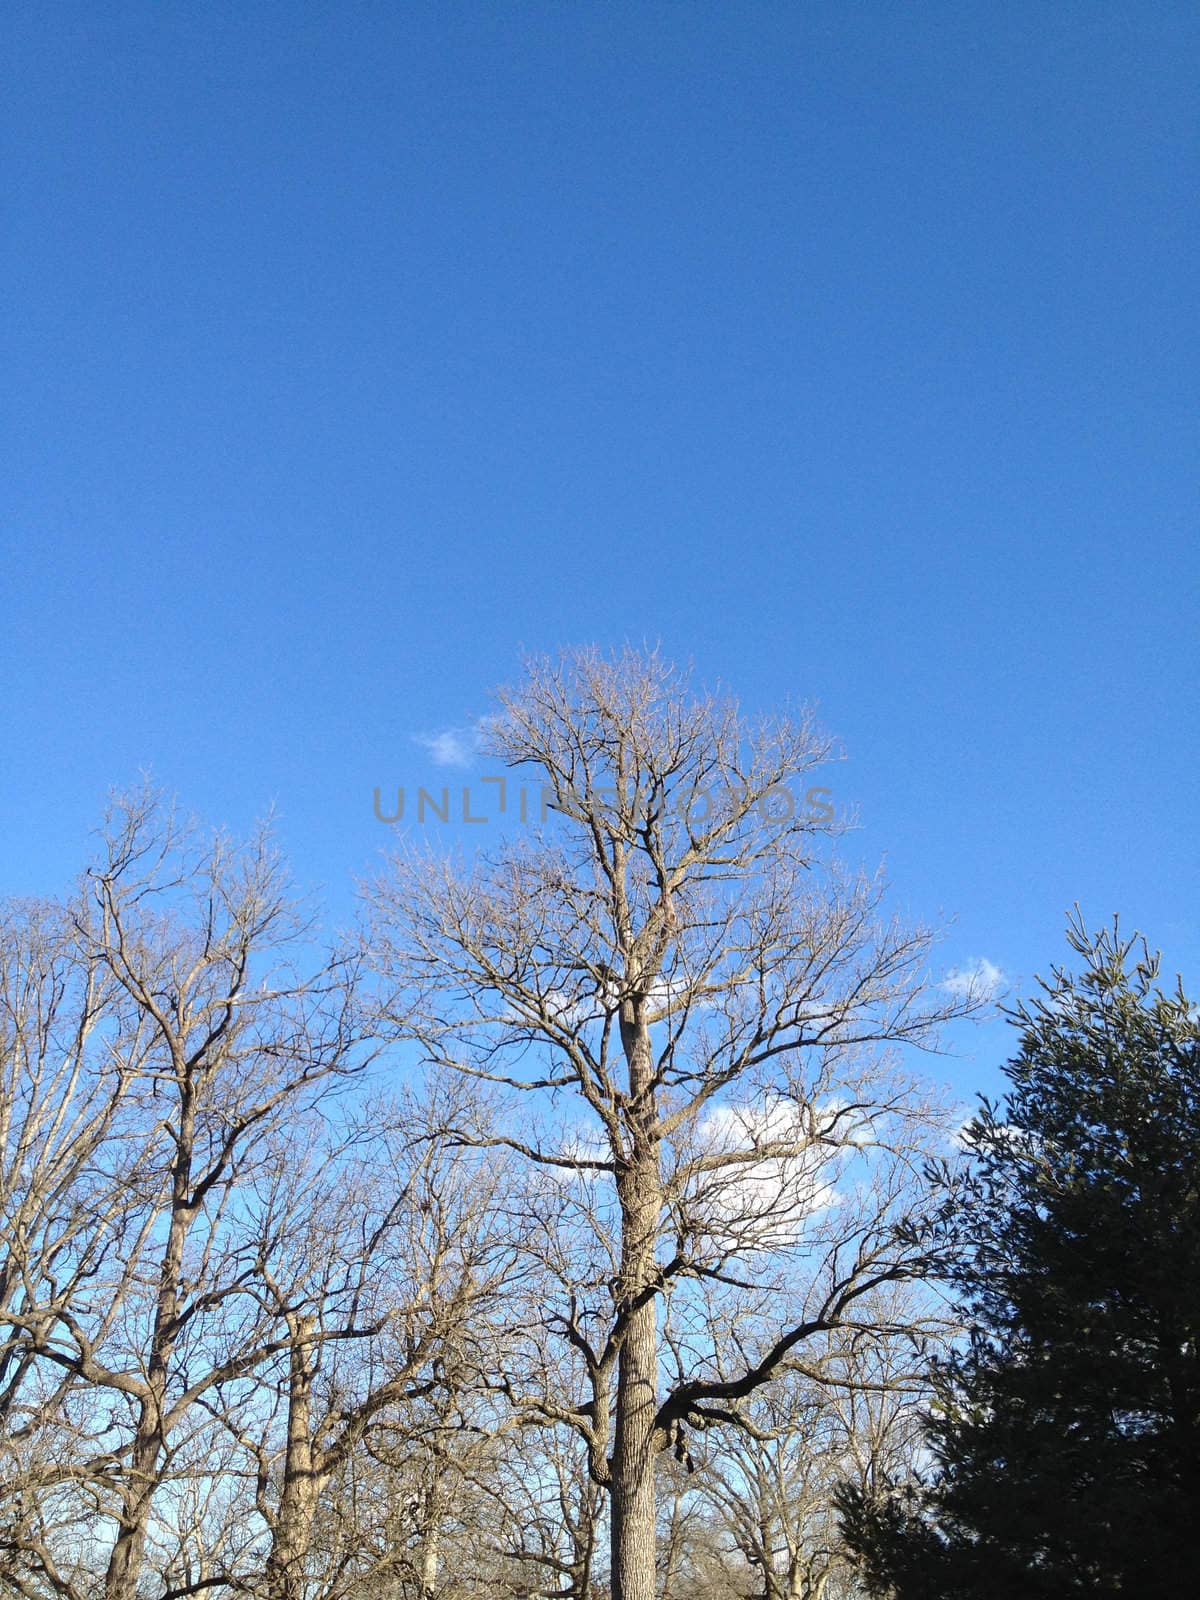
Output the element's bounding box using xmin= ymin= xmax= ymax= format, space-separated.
xmin=265 ymin=1474 xmax=324 ymax=1600
xmin=610 ymin=1008 xmax=662 ymax=1600
xmin=417 ymin=1479 xmax=442 ymax=1600
xmin=264 ymin=1315 xmax=326 ymax=1600
xmin=659 ymin=1490 xmax=685 ymax=1600
xmin=105 ymin=1096 xmax=194 ymax=1600
xmin=570 ymin=1486 xmax=599 ymax=1600
xmin=611 ymin=1293 xmax=658 ymax=1600
xmin=104 ymin=1413 xmax=162 ymax=1600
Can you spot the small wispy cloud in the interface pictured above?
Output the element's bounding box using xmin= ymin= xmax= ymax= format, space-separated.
xmin=942 ymin=957 xmax=1006 ymax=1001
xmin=414 ymin=723 xmax=481 ymax=768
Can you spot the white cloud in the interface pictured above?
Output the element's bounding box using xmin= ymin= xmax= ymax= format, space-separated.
xmin=414 ymin=724 xmax=481 ymax=768
xmin=684 ymin=1097 xmax=851 ymax=1252
xmin=942 ymin=957 xmax=1005 ymax=1001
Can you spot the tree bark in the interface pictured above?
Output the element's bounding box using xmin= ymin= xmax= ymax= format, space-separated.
xmin=105 ymin=1095 xmax=194 ymax=1600
xmin=610 ymin=1009 xmax=661 ymax=1600
xmin=611 ymin=1291 xmax=658 ymax=1600
xmin=264 ymin=1315 xmax=326 ymax=1600
xmin=104 ymin=1414 xmax=163 ymax=1600
xmin=417 ymin=1478 xmax=442 ymax=1600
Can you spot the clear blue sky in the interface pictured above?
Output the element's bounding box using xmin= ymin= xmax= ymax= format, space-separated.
xmin=3 ymin=2 xmax=1196 ymax=1098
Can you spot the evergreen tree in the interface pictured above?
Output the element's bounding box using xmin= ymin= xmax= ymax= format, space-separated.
xmin=840 ymin=915 xmax=1200 ymax=1597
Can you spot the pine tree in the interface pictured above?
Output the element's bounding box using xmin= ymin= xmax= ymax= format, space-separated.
xmin=840 ymin=914 xmax=1200 ymax=1597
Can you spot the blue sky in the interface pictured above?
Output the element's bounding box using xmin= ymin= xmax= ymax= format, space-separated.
xmin=3 ymin=2 xmax=1196 ymax=1100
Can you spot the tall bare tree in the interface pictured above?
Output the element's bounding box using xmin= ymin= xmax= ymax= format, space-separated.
xmin=65 ymin=789 xmax=368 ymax=1600
xmin=370 ymin=648 xmax=982 ymax=1600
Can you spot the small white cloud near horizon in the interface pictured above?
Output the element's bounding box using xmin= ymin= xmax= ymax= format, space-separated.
xmin=414 ymin=723 xmax=482 ymax=768
xmin=942 ymin=957 xmax=1006 ymax=1001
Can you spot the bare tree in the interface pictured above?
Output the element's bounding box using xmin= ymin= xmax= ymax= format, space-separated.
xmin=0 ymin=793 xmax=518 ymax=1600
xmin=59 ymin=789 xmax=368 ymax=1600
xmin=473 ymin=1364 xmax=605 ymax=1600
xmin=691 ymin=1285 xmax=932 ymax=1600
xmin=0 ymin=893 xmax=159 ymax=1600
xmin=369 ymin=648 xmax=982 ymax=1600
xmin=230 ymin=1087 xmax=510 ymax=1600
xmin=655 ymin=1451 xmax=727 ymax=1600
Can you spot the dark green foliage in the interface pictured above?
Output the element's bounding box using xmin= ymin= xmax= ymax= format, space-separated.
xmin=840 ymin=915 xmax=1200 ymax=1597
